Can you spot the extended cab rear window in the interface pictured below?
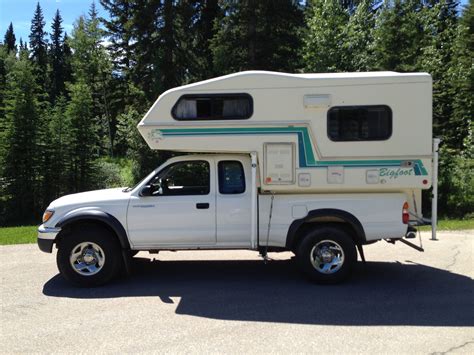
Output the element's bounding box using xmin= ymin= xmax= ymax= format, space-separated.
xmin=327 ymin=105 xmax=392 ymax=141
xmin=172 ymin=94 xmax=253 ymax=120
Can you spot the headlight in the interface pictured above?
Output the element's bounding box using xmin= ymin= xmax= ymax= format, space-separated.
xmin=42 ymin=210 xmax=55 ymax=223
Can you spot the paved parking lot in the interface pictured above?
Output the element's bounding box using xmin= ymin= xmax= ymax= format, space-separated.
xmin=1 ymin=231 xmax=473 ymax=354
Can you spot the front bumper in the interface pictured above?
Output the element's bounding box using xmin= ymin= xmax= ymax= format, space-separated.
xmin=37 ymin=225 xmax=61 ymax=253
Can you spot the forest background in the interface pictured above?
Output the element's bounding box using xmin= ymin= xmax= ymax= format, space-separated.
xmin=0 ymin=0 xmax=472 ymax=226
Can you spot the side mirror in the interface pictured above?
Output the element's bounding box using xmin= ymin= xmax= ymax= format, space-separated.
xmin=140 ymin=185 xmax=153 ymax=196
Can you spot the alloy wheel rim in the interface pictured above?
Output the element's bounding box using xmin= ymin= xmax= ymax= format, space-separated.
xmin=310 ymin=240 xmax=345 ymax=274
xmin=69 ymin=242 xmax=105 ymax=276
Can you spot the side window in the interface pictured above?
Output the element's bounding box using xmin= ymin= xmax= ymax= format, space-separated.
xmin=327 ymin=105 xmax=392 ymax=141
xmin=218 ymin=161 xmax=245 ymax=194
xmin=149 ymin=161 xmax=210 ymax=196
xmin=172 ymin=94 xmax=253 ymax=120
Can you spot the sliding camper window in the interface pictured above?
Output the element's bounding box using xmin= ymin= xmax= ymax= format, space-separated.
xmin=172 ymin=94 xmax=253 ymax=120
xmin=327 ymin=105 xmax=392 ymax=141
xmin=147 ymin=160 xmax=210 ymax=196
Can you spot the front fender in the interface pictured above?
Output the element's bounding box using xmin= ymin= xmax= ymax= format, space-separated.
xmin=55 ymin=209 xmax=130 ymax=250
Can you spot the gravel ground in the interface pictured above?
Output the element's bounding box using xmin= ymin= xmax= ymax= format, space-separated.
xmin=1 ymin=231 xmax=473 ymax=354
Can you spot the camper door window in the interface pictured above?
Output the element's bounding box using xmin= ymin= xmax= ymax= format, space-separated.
xmin=327 ymin=105 xmax=392 ymax=141
xmin=172 ymin=94 xmax=253 ymax=120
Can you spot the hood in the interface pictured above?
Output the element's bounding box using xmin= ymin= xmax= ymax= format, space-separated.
xmin=48 ymin=188 xmax=129 ymax=209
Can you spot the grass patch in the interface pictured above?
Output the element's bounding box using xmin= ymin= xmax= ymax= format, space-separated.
xmin=419 ymin=219 xmax=474 ymax=231
xmin=0 ymin=219 xmax=472 ymax=246
xmin=0 ymin=225 xmax=37 ymax=245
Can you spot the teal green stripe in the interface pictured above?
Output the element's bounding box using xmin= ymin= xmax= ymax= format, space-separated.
xmin=159 ymin=127 xmax=427 ymax=175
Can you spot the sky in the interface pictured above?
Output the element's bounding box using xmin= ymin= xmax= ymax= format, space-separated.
xmin=0 ymin=0 xmax=109 ymax=44
xmin=0 ymin=0 xmax=470 ymax=46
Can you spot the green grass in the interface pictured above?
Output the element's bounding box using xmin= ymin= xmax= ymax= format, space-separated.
xmin=0 ymin=225 xmax=38 ymax=245
xmin=419 ymin=219 xmax=474 ymax=231
xmin=0 ymin=219 xmax=472 ymax=246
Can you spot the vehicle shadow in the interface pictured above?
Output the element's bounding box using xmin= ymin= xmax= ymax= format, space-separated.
xmin=43 ymin=258 xmax=474 ymax=326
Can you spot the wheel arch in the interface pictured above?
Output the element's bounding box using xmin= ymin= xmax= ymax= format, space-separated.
xmin=286 ymin=208 xmax=366 ymax=250
xmin=55 ymin=210 xmax=130 ymax=250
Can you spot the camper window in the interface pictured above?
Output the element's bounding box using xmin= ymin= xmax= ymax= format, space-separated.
xmin=172 ymin=94 xmax=253 ymax=120
xmin=327 ymin=105 xmax=392 ymax=141
xmin=218 ymin=161 xmax=246 ymax=194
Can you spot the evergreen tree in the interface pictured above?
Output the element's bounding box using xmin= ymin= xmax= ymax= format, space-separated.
xmin=129 ymin=0 xmax=162 ymax=100
xmin=4 ymin=23 xmax=16 ymax=53
xmin=49 ymin=10 xmax=66 ymax=103
xmin=44 ymin=97 xmax=72 ymax=199
xmin=69 ymin=6 xmax=114 ymax=156
xmin=29 ymin=2 xmax=48 ymax=89
xmin=62 ymin=33 xmax=73 ymax=86
xmin=2 ymin=56 xmax=43 ymax=224
xmin=418 ymin=1 xmax=459 ymax=148
xmin=193 ymin=0 xmax=221 ymax=80
xmin=342 ymin=0 xmax=377 ymax=71
xmin=212 ymin=0 xmax=304 ymax=74
xmin=100 ymin=0 xmax=134 ymax=75
xmin=303 ymin=0 xmax=349 ymax=72
xmin=450 ymin=0 xmax=473 ymax=155
xmin=66 ymin=79 xmax=97 ymax=191
xmin=372 ymin=0 xmax=427 ymax=71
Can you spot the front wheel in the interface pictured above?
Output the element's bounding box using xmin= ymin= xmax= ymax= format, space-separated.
xmin=56 ymin=225 xmax=123 ymax=287
xmin=296 ymin=226 xmax=357 ymax=284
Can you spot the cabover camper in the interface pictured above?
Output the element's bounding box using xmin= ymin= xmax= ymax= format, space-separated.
xmin=38 ymin=71 xmax=440 ymax=287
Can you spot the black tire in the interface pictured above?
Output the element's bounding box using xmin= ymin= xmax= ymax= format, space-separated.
xmin=296 ymin=226 xmax=357 ymax=284
xmin=56 ymin=225 xmax=124 ymax=287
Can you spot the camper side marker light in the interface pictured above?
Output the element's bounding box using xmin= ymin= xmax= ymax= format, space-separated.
xmin=402 ymin=202 xmax=409 ymax=224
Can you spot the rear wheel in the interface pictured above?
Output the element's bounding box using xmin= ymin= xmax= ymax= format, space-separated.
xmin=296 ymin=226 xmax=357 ymax=284
xmin=56 ymin=225 xmax=123 ymax=287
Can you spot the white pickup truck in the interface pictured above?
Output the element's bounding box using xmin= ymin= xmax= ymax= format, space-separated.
xmin=38 ymin=71 xmax=437 ymax=287
xmin=38 ymin=153 xmax=416 ymax=287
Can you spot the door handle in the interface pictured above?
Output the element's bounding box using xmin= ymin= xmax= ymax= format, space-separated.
xmin=196 ymin=203 xmax=209 ymax=209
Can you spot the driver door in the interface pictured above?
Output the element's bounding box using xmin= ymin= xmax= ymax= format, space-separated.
xmin=127 ymin=159 xmax=216 ymax=248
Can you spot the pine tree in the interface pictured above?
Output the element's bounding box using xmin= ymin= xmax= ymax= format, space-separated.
xmin=212 ymin=0 xmax=304 ymax=74
xmin=450 ymin=0 xmax=473 ymax=155
xmin=342 ymin=0 xmax=377 ymax=71
xmin=4 ymin=23 xmax=16 ymax=54
xmin=49 ymin=10 xmax=66 ymax=103
xmin=303 ymin=0 xmax=349 ymax=72
xmin=3 ymin=56 xmax=43 ymax=224
xmin=44 ymin=97 xmax=72 ymax=199
xmin=193 ymin=0 xmax=221 ymax=80
xmin=100 ymin=0 xmax=134 ymax=75
xmin=128 ymin=0 xmax=162 ymax=100
xmin=29 ymin=2 xmax=48 ymax=89
xmin=66 ymin=79 xmax=97 ymax=191
xmin=372 ymin=0 xmax=427 ymax=72
xmin=69 ymin=6 xmax=114 ymax=157
xmin=417 ymin=1 xmax=459 ymax=148
xmin=62 ymin=33 xmax=73 ymax=86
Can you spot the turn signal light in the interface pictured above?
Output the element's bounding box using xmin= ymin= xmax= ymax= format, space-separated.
xmin=402 ymin=202 xmax=409 ymax=224
xmin=42 ymin=210 xmax=54 ymax=223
